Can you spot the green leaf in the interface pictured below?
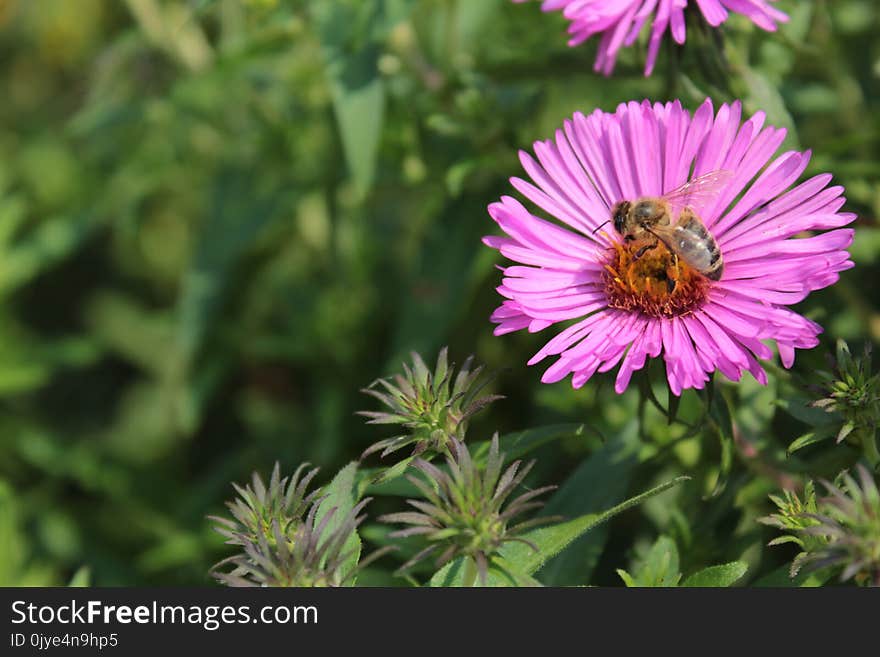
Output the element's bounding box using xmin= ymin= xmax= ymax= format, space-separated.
xmin=429 ymin=476 xmax=689 ymax=586
xmin=87 ymin=292 xmax=175 ymax=378
xmin=775 ymin=396 xmax=837 ymax=427
xmin=454 ymin=0 xmax=503 ymax=53
xmin=427 ymin=556 xmax=464 ymax=587
xmin=67 ymin=566 xmax=91 ymax=588
xmin=177 ymin=168 xmax=279 ymax=366
xmin=836 ymin=421 xmax=855 ymax=443
xmin=735 ymin=373 xmax=776 ymax=437
xmin=0 ymin=357 xmax=48 ymax=396
xmin=787 ymin=427 xmax=835 ymax=455
xmin=428 ymin=555 xmax=544 ymax=588
xmin=477 ymin=423 xmax=589 ymax=463
xmin=616 ymin=569 xmax=637 ymax=588
xmin=753 ymin=564 xmax=832 ymax=587
xmin=488 ymin=556 xmax=544 ymax=587
xmin=388 ymin=200 xmax=490 ymax=362
xmin=316 ymin=461 xmax=362 ymax=585
xmin=372 ymin=0 xmax=418 ymax=38
xmin=0 ymin=211 xmax=96 ymax=301
xmin=781 ymin=1 xmax=813 ymax=44
xmin=622 ymin=535 xmax=681 ymax=587
xmin=682 ymin=561 xmax=747 ymax=587
xmin=0 ymin=479 xmax=55 ymax=586
xmin=359 ymin=456 xmax=416 ymax=494
xmin=535 ymin=422 xmax=640 ymax=586
xmin=312 ymin=0 xmax=403 ymax=195
xmin=741 ymin=66 xmax=799 ymax=149
xmin=507 ymin=477 xmax=687 ymax=578
xmin=0 ymin=480 xmax=26 ymax=586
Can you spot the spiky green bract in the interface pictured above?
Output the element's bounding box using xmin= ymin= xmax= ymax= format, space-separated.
xmin=809 ymin=340 xmax=880 ymax=465
xmin=761 ymin=466 xmax=880 ymax=586
xmin=209 ymin=462 xmax=320 ymax=551
xmin=359 ymin=347 xmax=502 ymax=459
xmin=379 ymin=435 xmax=557 ymax=584
xmin=211 ymin=496 xmax=379 ymax=587
xmin=758 ymin=481 xmax=826 ymax=577
xmin=800 ymin=466 xmax=880 ymax=586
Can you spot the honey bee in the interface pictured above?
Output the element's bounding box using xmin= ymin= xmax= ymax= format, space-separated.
xmin=610 ymin=170 xmax=731 ymax=282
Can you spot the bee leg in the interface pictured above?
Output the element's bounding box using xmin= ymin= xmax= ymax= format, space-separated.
xmin=666 ymin=251 xmax=679 ymax=294
xmin=633 ymin=241 xmax=659 ymax=261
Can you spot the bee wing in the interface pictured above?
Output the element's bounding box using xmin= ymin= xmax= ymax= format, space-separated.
xmin=643 ymin=223 xmax=678 ymax=249
xmin=661 ymin=170 xmax=734 ymax=215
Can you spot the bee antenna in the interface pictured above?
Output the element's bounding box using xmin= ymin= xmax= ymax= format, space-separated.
xmin=592 ymin=220 xmax=610 ymax=235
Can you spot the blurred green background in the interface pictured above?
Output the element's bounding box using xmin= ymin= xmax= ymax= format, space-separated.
xmin=0 ymin=0 xmax=877 ymax=586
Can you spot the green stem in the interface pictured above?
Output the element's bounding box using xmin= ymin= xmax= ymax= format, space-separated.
xmin=861 ymin=430 xmax=880 ymax=472
xmin=637 ymin=364 xmax=697 ymax=430
xmin=461 ymin=556 xmax=478 ymax=588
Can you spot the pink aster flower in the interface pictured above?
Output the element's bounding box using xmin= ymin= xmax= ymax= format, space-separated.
xmin=484 ymin=99 xmax=856 ymax=395
xmin=514 ymin=0 xmax=788 ymax=75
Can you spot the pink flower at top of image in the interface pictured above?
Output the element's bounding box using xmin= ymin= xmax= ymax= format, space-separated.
xmin=513 ymin=1 xmax=788 ymax=75
xmin=484 ymin=99 xmax=856 ymax=395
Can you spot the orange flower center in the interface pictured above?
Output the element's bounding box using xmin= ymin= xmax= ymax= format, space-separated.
xmin=602 ymin=239 xmax=709 ymax=318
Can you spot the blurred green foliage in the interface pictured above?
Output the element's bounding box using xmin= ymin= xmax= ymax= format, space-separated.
xmin=0 ymin=0 xmax=877 ymax=585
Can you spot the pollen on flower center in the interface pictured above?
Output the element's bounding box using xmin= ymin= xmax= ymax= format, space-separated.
xmin=602 ymin=240 xmax=710 ymax=318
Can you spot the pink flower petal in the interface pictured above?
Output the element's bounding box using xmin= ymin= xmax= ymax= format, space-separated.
xmin=521 ymin=0 xmax=787 ymax=76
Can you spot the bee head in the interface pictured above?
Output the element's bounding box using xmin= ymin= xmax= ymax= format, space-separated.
xmin=612 ymin=201 xmax=630 ymax=235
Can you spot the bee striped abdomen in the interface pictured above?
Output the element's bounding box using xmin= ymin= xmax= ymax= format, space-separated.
xmin=672 ymin=209 xmax=724 ymax=280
